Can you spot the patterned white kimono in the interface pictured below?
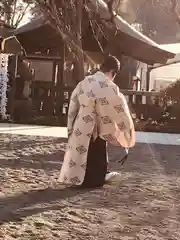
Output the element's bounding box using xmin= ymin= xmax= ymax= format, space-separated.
xmin=59 ymin=71 xmax=135 ymax=185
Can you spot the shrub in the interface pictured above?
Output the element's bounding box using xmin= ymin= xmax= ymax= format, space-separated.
xmin=160 ymin=79 xmax=180 ymax=123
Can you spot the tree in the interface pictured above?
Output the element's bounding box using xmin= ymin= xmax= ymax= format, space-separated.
xmin=170 ymin=0 xmax=180 ymax=28
xmin=104 ymin=0 xmax=135 ymax=23
xmin=131 ymin=0 xmax=180 ymax=43
xmin=30 ymin=0 xmax=89 ymax=81
xmin=0 ymin=0 xmax=34 ymax=28
xmin=102 ymin=0 xmax=141 ymax=89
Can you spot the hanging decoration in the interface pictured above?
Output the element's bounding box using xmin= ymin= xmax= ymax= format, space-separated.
xmin=0 ymin=54 xmax=9 ymax=120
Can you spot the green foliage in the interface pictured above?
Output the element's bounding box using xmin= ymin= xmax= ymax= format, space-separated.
xmin=161 ymin=79 xmax=180 ymax=102
xmin=159 ymin=79 xmax=180 ymax=123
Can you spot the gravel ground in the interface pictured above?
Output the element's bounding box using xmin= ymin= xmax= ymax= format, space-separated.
xmin=0 ymin=133 xmax=180 ymax=240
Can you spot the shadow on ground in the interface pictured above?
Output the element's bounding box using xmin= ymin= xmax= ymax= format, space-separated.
xmin=0 ymin=134 xmax=180 ymax=239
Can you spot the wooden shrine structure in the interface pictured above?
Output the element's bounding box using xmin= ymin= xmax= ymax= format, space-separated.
xmin=1 ymin=0 xmax=175 ymax=125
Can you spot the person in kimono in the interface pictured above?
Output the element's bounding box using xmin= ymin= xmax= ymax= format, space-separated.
xmin=59 ymin=55 xmax=135 ymax=188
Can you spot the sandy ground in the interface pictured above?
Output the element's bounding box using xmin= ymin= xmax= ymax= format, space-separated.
xmin=0 ymin=134 xmax=180 ymax=240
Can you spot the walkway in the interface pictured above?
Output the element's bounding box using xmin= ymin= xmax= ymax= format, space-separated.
xmin=0 ymin=123 xmax=180 ymax=145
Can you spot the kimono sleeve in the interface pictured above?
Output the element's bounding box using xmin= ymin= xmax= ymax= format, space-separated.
xmin=116 ymin=86 xmax=134 ymax=131
xmin=67 ymin=84 xmax=80 ymax=137
xmin=113 ymin=86 xmax=135 ymax=148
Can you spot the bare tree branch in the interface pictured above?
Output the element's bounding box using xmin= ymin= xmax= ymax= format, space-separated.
xmin=107 ymin=0 xmax=117 ymax=22
xmin=11 ymin=0 xmax=18 ymax=26
xmin=170 ymin=0 xmax=180 ymax=27
xmin=14 ymin=3 xmax=30 ymax=27
xmin=89 ymin=19 xmax=104 ymax=52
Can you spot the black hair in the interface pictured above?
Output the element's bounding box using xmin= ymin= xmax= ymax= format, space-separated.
xmin=100 ymin=55 xmax=120 ymax=77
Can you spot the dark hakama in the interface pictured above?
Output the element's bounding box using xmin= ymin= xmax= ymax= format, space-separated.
xmin=81 ymin=137 xmax=108 ymax=188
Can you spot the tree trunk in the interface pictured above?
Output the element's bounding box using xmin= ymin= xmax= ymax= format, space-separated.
xmin=116 ymin=55 xmax=139 ymax=89
xmin=74 ymin=0 xmax=84 ymax=82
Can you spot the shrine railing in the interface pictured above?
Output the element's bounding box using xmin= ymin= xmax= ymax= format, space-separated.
xmin=121 ymin=90 xmax=162 ymax=120
xmin=61 ymin=89 xmax=162 ymax=121
xmin=14 ymin=86 xmax=162 ymax=126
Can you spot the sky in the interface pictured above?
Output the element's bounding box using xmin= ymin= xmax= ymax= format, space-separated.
xmin=0 ymin=2 xmax=33 ymax=28
xmin=19 ymin=11 xmax=32 ymax=27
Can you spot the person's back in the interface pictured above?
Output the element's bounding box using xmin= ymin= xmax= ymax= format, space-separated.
xmin=59 ymin=56 xmax=135 ymax=187
xmin=78 ymin=70 xmax=116 ymax=99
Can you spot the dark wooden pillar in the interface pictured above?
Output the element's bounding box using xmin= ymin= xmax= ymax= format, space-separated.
xmin=8 ymin=55 xmax=18 ymax=120
xmin=56 ymin=45 xmax=65 ymax=117
xmin=146 ymin=67 xmax=152 ymax=91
